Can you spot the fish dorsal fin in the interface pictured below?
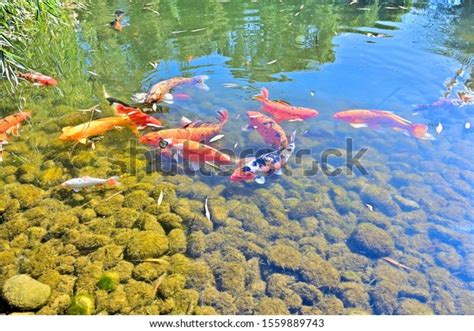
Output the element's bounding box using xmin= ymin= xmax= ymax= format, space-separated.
xmin=377 ymin=110 xmax=412 ymax=124
xmin=274 ymin=99 xmax=292 ymax=106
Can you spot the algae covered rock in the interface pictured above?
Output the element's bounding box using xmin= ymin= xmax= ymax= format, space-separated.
xmin=395 ymin=299 xmax=434 ymax=315
xmin=255 ymin=297 xmax=289 ymax=315
xmin=2 ymin=275 xmax=51 ymax=310
xmin=125 ymin=231 xmax=169 ymax=260
xmin=266 ymin=242 xmax=302 ymax=270
xmin=299 ymin=254 xmax=340 ymax=290
xmin=348 ymin=223 xmax=394 ymax=258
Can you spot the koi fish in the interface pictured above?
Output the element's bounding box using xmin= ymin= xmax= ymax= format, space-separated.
xmin=59 ymin=116 xmax=139 ymax=144
xmin=107 ymin=98 xmax=162 ymax=129
xmin=243 ymin=111 xmax=288 ymax=148
xmin=333 ymin=109 xmax=434 ymax=140
xmin=157 ymin=138 xmax=232 ymax=170
xmin=0 ymin=112 xmax=31 ymax=138
xmin=253 ymin=88 xmax=318 ymax=122
xmin=140 ymin=109 xmax=228 ymax=146
xmin=18 ymin=72 xmax=58 ymax=86
xmin=231 ymin=132 xmax=296 ymax=184
xmin=110 ymin=10 xmax=125 ymax=31
xmin=382 ymin=257 xmax=411 ymax=271
xmin=133 ymin=75 xmax=209 ymax=106
xmin=61 ymin=176 xmax=121 ymax=192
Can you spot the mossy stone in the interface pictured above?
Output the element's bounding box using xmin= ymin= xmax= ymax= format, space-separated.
xmin=348 ymin=223 xmax=394 ymax=258
xmin=158 ymin=274 xmax=186 ymax=298
xmin=125 ymin=231 xmax=169 ymax=260
xmin=168 ymin=229 xmax=187 ymax=254
xmin=97 ymin=272 xmax=120 ymax=292
xmin=266 ymin=243 xmax=302 ymax=270
xmin=395 ymin=299 xmax=434 ymax=315
xmin=255 ymin=297 xmax=289 ymax=315
xmin=2 ymin=275 xmax=51 ymax=310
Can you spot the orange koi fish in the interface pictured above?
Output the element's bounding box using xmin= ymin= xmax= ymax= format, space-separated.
xmin=333 ymin=109 xmax=434 ymax=140
xmin=107 ymin=98 xmax=162 ymax=129
xmin=0 ymin=111 xmax=31 ymax=162
xmin=59 ymin=116 xmax=139 ymax=144
xmin=253 ymin=88 xmax=319 ymax=122
xmin=140 ymin=109 xmax=228 ymax=146
xmin=18 ymin=72 xmax=58 ymax=86
xmin=0 ymin=112 xmax=31 ymax=138
xmin=134 ymin=75 xmax=209 ymax=106
xmin=243 ymin=111 xmax=288 ymax=148
xmin=158 ymin=138 xmax=232 ymax=170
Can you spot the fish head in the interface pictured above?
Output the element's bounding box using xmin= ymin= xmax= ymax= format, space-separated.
xmin=230 ymin=165 xmax=256 ymax=182
xmin=246 ymin=111 xmax=262 ymax=125
xmin=139 ymin=133 xmax=162 ymax=146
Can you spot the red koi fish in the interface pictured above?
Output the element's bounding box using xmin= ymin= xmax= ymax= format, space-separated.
xmin=107 ymin=98 xmax=162 ymax=129
xmin=140 ymin=109 xmax=228 ymax=146
xmin=158 ymin=138 xmax=232 ymax=170
xmin=243 ymin=111 xmax=288 ymax=148
xmin=133 ymin=75 xmax=209 ymax=106
xmin=18 ymin=72 xmax=58 ymax=86
xmin=333 ymin=109 xmax=434 ymax=140
xmin=253 ymin=88 xmax=318 ymax=122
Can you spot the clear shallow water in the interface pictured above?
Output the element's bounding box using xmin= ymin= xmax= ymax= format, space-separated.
xmin=0 ymin=0 xmax=473 ymax=315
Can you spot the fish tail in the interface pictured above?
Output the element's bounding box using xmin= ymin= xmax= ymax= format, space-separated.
xmin=192 ymin=75 xmax=210 ymax=91
xmin=131 ymin=92 xmax=147 ymax=103
xmin=216 ymin=109 xmax=229 ymax=125
xmin=106 ymin=176 xmax=121 ymax=187
xmin=253 ymin=87 xmax=269 ymax=101
xmin=409 ymin=124 xmax=435 ymax=140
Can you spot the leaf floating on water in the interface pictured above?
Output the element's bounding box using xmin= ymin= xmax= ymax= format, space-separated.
xmin=149 ymin=61 xmax=158 ymax=69
xmin=349 ymin=0 xmax=358 ymax=5
xmin=398 ymin=5 xmax=408 ymax=9
xmin=204 ymin=198 xmax=211 ymax=222
xmin=310 ymin=90 xmax=315 ymax=97
xmin=357 ymin=7 xmax=371 ymax=11
xmin=209 ymin=134 xmax=225 ymax=143
xmin=191 ymin=28 xmax=207 ymax=33
xmin=365 ymin=203 xmax=374 ymax=212
xmin=465 ymin=121 xmax=471 ymax=130
xmin=157 ymin=189 xmax=164 ymax=207
xmin=171 ymin=30 xmax=187 ymax=34
xmin=223 ymin=83 xmax=240 ymax=88
xmin=267 ymin=59 xmax=278 ymax=65
xmin=385 ymin=6 xmax=398 ymax=9
xmin=294 ymin=11 xmax=300 ymax=17
xmin=435 ymin=122 xmax=443 ymax=134
xmin=87 ymin=71 xmax=99 ymax=77
xmin=233 ymin=142 xmax=239 ymax=149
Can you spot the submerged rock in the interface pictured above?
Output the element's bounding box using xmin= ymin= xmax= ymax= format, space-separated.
xmin=348 ymin=223 xmax=394 ymax=258
xmin=2 ymin=275 xmax=51 ymax=310
xmin=125 ymin=231 xmax=169 ymax=260
xmin=395 ymin=299 xmax=434 ymax=315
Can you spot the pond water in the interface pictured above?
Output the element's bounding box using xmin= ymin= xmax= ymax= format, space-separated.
xmin=0 ymin=0 xmax=473 ymax=315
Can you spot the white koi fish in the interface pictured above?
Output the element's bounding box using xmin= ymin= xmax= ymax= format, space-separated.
xmin=61 ymin=176 xmax=120 ymax=192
